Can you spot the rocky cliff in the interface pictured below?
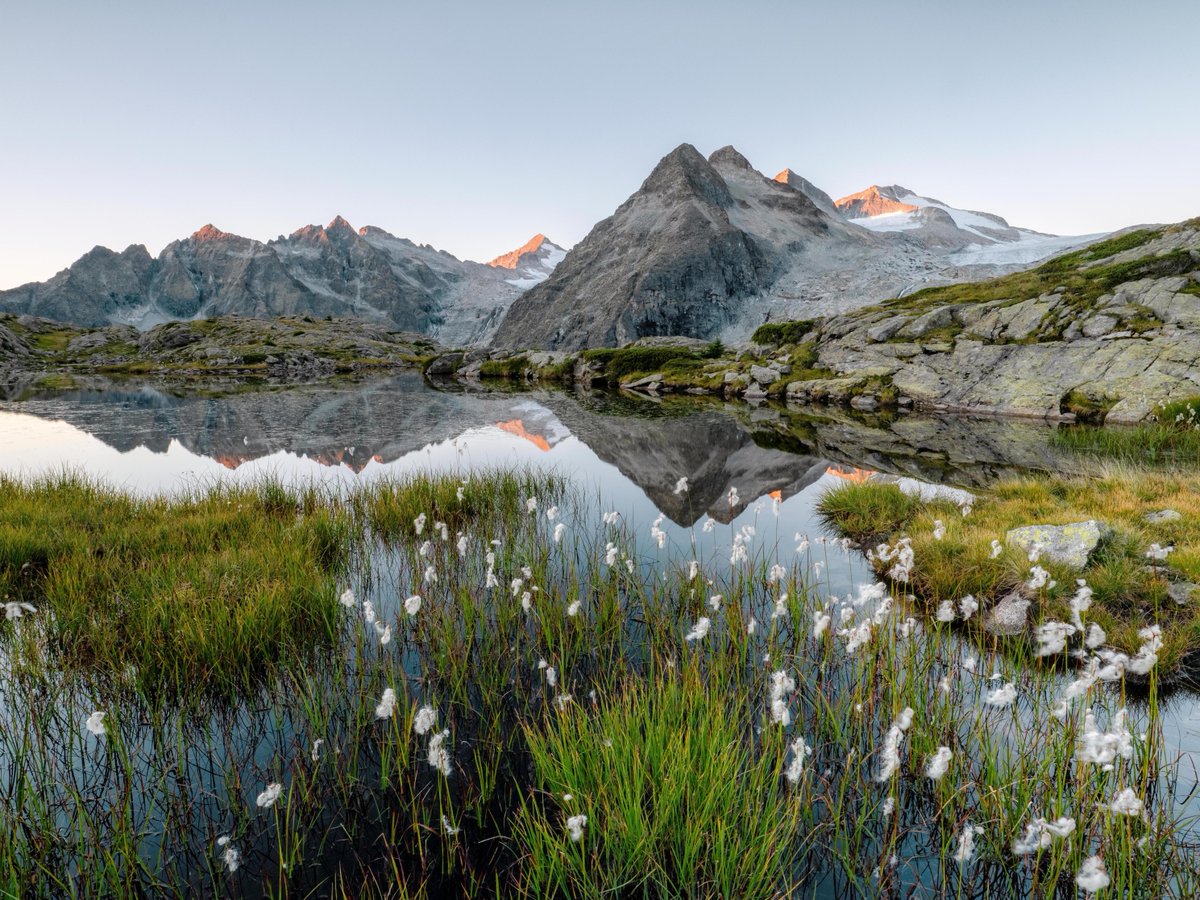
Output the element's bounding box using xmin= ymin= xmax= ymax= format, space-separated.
xmin=789 ymin=220 xmax=1200 ymax=422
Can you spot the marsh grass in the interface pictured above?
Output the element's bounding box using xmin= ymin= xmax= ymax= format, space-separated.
xmin=0 ymin=473 xmax=352 ymax=694
xmin=0 ymin=468 xmax=1198 ymax=896
xmin=817 ymin=473 xmax=1200 ymax=679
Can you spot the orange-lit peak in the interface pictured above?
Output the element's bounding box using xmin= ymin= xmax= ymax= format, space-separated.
xmin=834 ymin=186 xmax=917 ymax=218
xmin=191 ymin=224 xmax=236 ymax=242
xmin=773 ymin=168 xmax=797 ymax=185
xmin=487 ymin=234 xmax=547 ymax=269
xmin=496 ymin=418 xmax=551 ymax=452
xmin=768 ymin=489 xmax=783 ymax=501
xmin=326 ymin=215 xmax=355 ymax=232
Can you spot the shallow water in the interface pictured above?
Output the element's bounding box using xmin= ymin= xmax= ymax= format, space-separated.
xmin=2 ymin=376 xmax=1199 ymax=895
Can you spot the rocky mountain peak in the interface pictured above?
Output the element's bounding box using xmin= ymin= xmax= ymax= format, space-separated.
xmin=773 ymin=169 xmax=842 ymax=219
xmin=488 ymin=234 xmax=548 ymax=269
xmin=639 ymin=143 xmax=732 ymax=209
xmin=191 ymin=224 xmax=237 ymax=243
xmin=326 ymin=215 xmax=356 ymax=234
xmin=834 ymin=185 xmax=919 ymax=219
xmin=707 ymin=145 xmax=754 ymax=171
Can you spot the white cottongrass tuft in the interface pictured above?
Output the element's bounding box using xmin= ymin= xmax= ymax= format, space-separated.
xmin=526 ymin=497 xmax=538 ymax=514
xmin=936 ymin=600 xmax=956 ymax=623
xmin=1076 ymin=856 xmax=1110 ymax=893
xmin=785 ymin=736 xmax=812 ymax=784
xmin=256 ymin=782 xmax=283 ymax=809
xmin=85 ymin=711 xmax=107 ymax=737
xmin=404 ymin=594 xmax=422 ymax=616
xmin=953 ymin=824 xmax=983 ymax=864
xmin=310 ymin=739 xmax=324 ymax=763
xmin=932 ymin=519 xmax=946 ymax=540
xmin=553 ymin=522 xmax=567 ymax=544
xmin=442 ymin=814 xmax=461 ymax=836
xmin=566 ymin=813 xmax=588 ymax=842
xmin=217 ymin=835 xmax=240 ymax=872
xmin=1011 ymin=816 xmax=1075 ymax=855
xmin=1077 ymin=708 xmax=1133 ymax=768
xmin=566 ymin=600 xmax=581 ymax=617
xmin=925 ymin=746 xmax=953 ymax=781
xmin=604 ymin=543 xmax=619 ymax=567
xmin=769 ymin=670 xmax=796 ymax=726
xmin=958 ymin=594 xmax=979 ymax=619
xmin=375 ymin=688 xmax=397 ymax=720
xmin=1027 ymin=565 xmax=1052 ymax=591
xmin=990 ymin=539 xmax=1003 ymax=559
xmin=684 ymin=617 xmax=711 ymax=642
xmin=984 ymin=682 xmax=1017 ymax=708
xmin=1109 ymin=787 xmax=1145 ymax=816
xmin=413 ymin=513 xmax=426 ymax=535
xmin=428 ymin=730 xmax=452 ymax=777
xmin=1146 ymin=543 xmax=1173 ymax=561
xmin=876 ymin=707 xmax=915 ymax=782
xmin=338 ymin=589 xmax=355 ymax=608
xmin=413 ymin=704 xmax=437 ymax=735
xmin=1034 ymin=621 xmax=1076 ymax=657
xmin=545 ymin=505 xmax=558 ymax=521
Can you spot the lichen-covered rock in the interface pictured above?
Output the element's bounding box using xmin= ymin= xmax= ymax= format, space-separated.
xmin=1006 ymin=520 xmax=1109 ymax=568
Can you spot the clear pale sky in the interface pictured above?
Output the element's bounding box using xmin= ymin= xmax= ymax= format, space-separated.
xmin=2 ymin=0 xmax=1197 ymax=288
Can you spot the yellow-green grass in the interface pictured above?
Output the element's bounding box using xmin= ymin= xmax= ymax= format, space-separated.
xmin=818 ymin=472 xmax=1200 ymax=681
xmin=0 ymin=474 xmax=352 ymax=694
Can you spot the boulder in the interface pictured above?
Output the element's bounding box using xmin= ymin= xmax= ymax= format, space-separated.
xmin=1005 ymin=520 xmax=1109 ymax=568
xmin=1144 ymin=509 xmax=1183 ymax=524
xmin=425 ymin=352 xmax=465 ymax=376
xmin=1167 ymin=582 xmax=1198 ymax=607
xmin=750 ymin=364 xmax=780 ymax=385
xmin=983 ymin=591 xmax=1031 ymax=636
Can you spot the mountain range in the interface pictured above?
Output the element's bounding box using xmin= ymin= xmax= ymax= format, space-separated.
xmin=0 ymin=144 xmax=1104 ymax=349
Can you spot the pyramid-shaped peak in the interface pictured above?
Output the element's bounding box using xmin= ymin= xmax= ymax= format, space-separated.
xmin=191 ymin=223 xmax=237 ymax=242
xmin=488 ymin=234 xmax=551 ymax=269
xmin=707 ymin=145 xmax=754 ymax=170
xmin=326 ymin=215 xmax=356 ymax=232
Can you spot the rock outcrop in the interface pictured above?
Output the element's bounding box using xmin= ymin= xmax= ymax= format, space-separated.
xmin=799 ymin=220 xmax=1200 ymax=422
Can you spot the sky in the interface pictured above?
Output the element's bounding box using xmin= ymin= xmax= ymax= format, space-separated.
xmin=2 ymin=0 xmax=1197 ymax=288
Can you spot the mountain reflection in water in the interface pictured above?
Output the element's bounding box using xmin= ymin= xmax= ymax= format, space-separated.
xmin=0 ymin=375 xmax=1076 ymax=523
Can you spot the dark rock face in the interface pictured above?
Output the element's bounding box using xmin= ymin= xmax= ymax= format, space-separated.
xmin=492 ymin=144 xmax=835 ymax=350
xmin=0 ymin=219 xmax=523 ymax=341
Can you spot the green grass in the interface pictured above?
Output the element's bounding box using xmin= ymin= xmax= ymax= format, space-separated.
xmin=480 ymin=355 xmax=533 ymax=378
xmin=582 ymin=345 xmax=700 ymax=380
xmin=818 ymin=470 xmax=1200 ymax=679
xmin=1052 ymin=400 xmax=1200 ymax=461
xmin=514 ymin=669 xmax=805 ymax=898
xmin=0 ymin=474 xmax=351 ymax=694
xmin=751 ymin=320 xmax=816 ymax=346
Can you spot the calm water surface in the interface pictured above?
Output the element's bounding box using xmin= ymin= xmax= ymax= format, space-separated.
xmin=4 ymin=375 xmax=1200 ymax=894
